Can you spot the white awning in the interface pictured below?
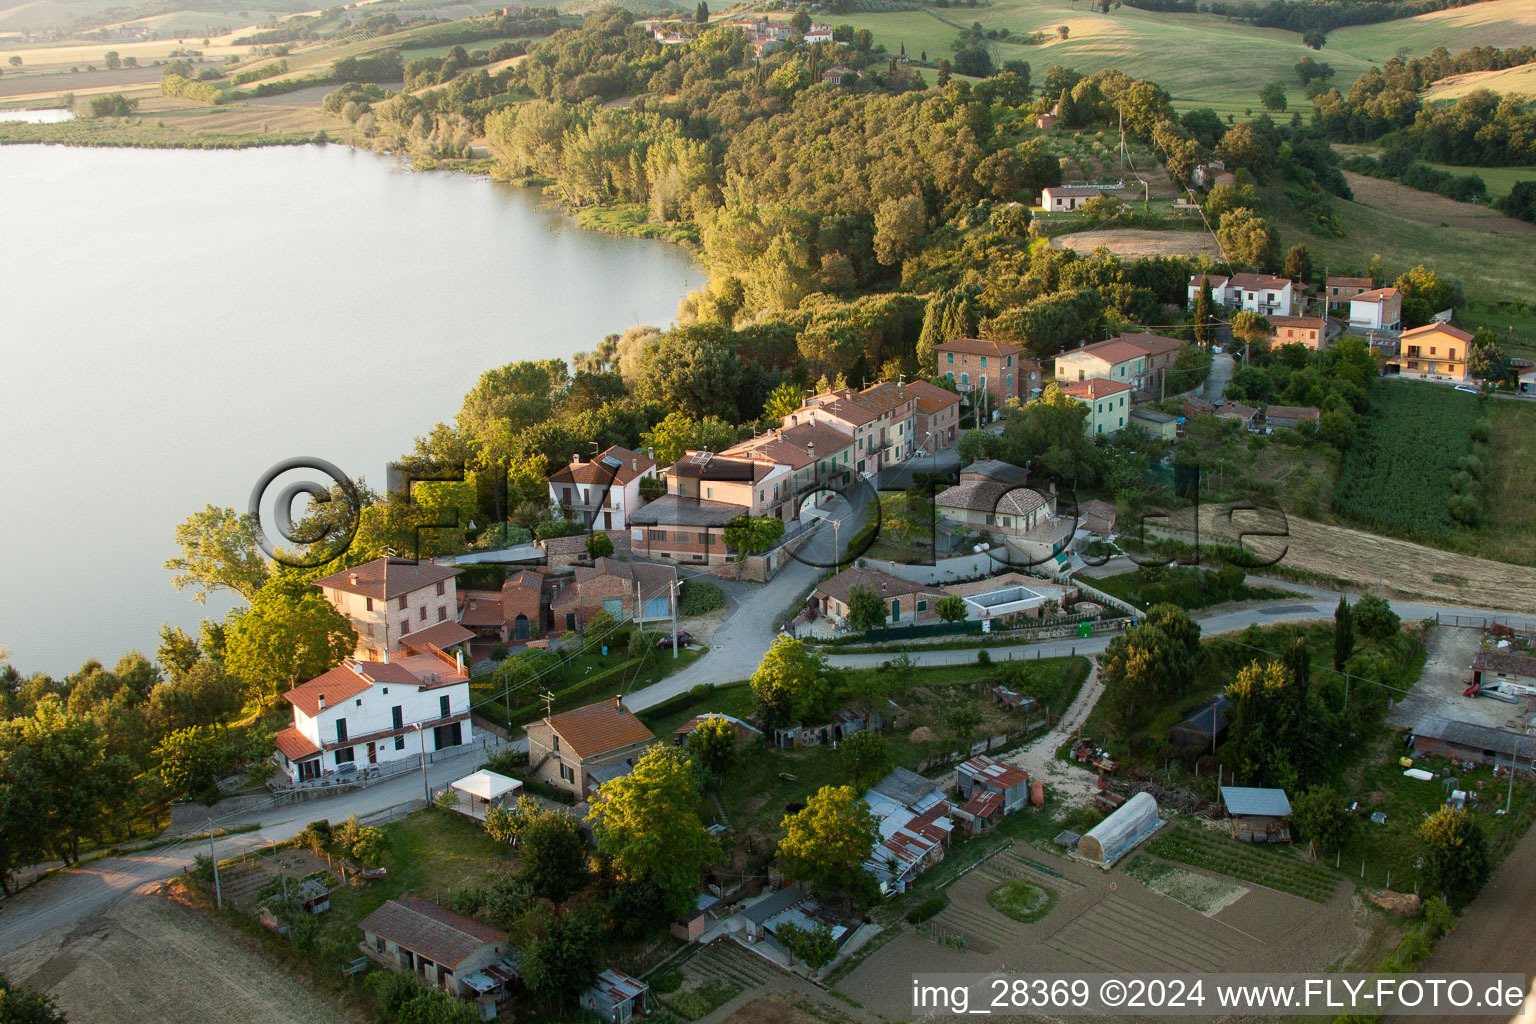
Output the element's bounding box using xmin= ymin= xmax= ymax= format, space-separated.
xmin=451 ymin=769 xmax=523 ymax=802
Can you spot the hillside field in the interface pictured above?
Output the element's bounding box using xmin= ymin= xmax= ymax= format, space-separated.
xmin=1424 ymin=60 xmax=1536 ymax=101
xmin=838 ymin=0 xmax=1536 ymax=117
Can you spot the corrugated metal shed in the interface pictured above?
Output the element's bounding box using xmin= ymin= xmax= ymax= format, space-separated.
xmin=1221 ymin=786 xmax=1292 ymax=817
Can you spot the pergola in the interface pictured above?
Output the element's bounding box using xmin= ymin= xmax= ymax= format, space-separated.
xmin=449 ymin=769 xmax=523 ymax=818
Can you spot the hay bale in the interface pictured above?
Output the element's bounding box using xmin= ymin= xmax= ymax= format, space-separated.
xmin=1368 ymin=890 xmax=1421 ymax=915
xmin=909 ymin=726 xmax=937 ymax=743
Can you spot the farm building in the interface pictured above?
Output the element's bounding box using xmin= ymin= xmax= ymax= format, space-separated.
xmin=1220 ymin=786 xmax=1292 ymax=843
xmin=1169 ymin=695 xmax=1230 ymax=749
xmin=580 ymin=969 xmax=651 ymax=1024
xmin=1077 ymin=792 xmax=1164 ymax=867
xmin=955 ymin=755 xmax=1030 ymax=814
xmin=1411 ymin=715 xmax=1536 ymax=769
xmin=358 ymin=897 xmax=516 ymax=1001
xmin=1471 ymin=649 xmax=1536 ymax=689
xmin=1040 ymin=185 xmax=1106 ymax=211
xmin=864 ymin=768 xmax=954 ymax=892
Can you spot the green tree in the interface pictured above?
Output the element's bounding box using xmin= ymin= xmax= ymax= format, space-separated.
xmin=872 ymin=194 xmax=927 ymax=266
xmin=935 ymin=594 xmax=968 ymax=623
xmin=518 ymin=807 xmax=589 ymax=902
xmin=224 ymin=588 xmax=356 ymax=708
xmin=1229 ymin=311 xmax=1272 ymax=362
xmin=641 ymin=411 xmax=740 ymax=466
xmin=790 ymin=9 xmax=812 ymax=32
xmin=520 ymin=909 xmax=600 ymax=1003
xmin=155 ymin=624 xmax=202 ymax=681
xmin=0 ymin=973 xmax=68 ymax=1024
xmin=836 ymin=730 xmax=891 ymax=792
xmin=1302 ymin=28 xmax=1326 ymax=49
xmin=165 ymin=505 xmax=270 ymax=603
xmin=694 ymin=1 xmax=709 ymax=22
xmin=1289 ymin=785 xmax=1355 ymax=856
xmin=750 ymin=636 xmax=835 ymax=726
xmin=104 ymin=50 xmax=121 ymax=69
xmin=153 ymin=725 xmax=225 ymax=800
xmin=1217 ymin=208 xmax=1279 ymax=270
xmin=1193 ymin=273 xmax=1217 ymax=346
xmin=1258 ymin=80 xmax=1287 ymax=112
xmin=775 ymin=921 xmax=840 ymax=971
xmin=89 ymin=92 xmax=137 ymax=117
xmin=724 ymin=515 xmax=785 ymax=555
xmin=1352 ymin=594 xmax=1399 ymax=641
xmin=762 ymin=379 xmax=803 ymax=423
xmin=585 ymin=532 xmax=614 ymax=559
xmin=777 ymin=784 xmax=878 ymax=900
xmin=686 ymin=715 xmax=740 ymax=781
xmin=1420 ymin=807 xmax=1490 ymax=908
xmin=587 ymin=746 xmax=720 ymax=917
xmin=1466 ymin=328 xmax=1507 ymax=383
xmin=1283 ymin=243 xmax=1312 ymax=284
xmin=1223 ymin=660 xmax=1307 ymax=789
xmin=845 ymin=585 xmax=887 ymax=634
xmin=1333 ymin=596 xmax=1354 ymax=670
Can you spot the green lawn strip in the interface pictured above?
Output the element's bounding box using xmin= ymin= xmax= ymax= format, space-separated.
xmin=985 ymin=877 xmax=1057 ymax=923
xmin=1145 ymin=825 xmax=1336 ymax=903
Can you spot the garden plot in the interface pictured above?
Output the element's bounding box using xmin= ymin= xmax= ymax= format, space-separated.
xmin=1124 ymin=856 xmax=1248 ymax=916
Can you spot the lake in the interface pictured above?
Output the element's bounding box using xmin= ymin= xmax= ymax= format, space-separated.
xmin=0 ymin=143 xmax=699 ymax=677
xmin=0 ymin=109 xmax=74 ymax=123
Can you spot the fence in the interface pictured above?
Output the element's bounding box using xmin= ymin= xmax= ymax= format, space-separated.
xmin=1070 ymin=578 xmax=1142 ymax=618
xmin=1434 ymin=612 xmax=1536 ymax=631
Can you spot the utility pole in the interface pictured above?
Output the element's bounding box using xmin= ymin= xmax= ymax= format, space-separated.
xmin=670 ymin=577 xmax=679 ymax=660
xmin=207 ymin=818 xmax=222 ymax=909
xmin=1507 ymin=725 xmax=1532 ymax=814
xmin=415 ymin=723 xmax=430 ymax=807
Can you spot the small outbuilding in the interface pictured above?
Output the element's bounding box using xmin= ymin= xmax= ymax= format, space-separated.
xmin=1169 ymin=695 xmax=1230 ymax=750
xmin=580 ymin=968 xmax=651 ymax=1024
xmin=956 ymin=755 xmax=1030 ymax=814
xmin=1220 ymin=785 xmax=1292 ymax=843
xmin=1077 ymin=792 xmax=1163 ymax=867
xmin=449 ymin=770 xmax=523 ymax=817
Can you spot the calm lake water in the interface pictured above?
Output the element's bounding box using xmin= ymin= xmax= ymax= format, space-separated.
xmin=0 ymin=143 xmax=698 ymax=676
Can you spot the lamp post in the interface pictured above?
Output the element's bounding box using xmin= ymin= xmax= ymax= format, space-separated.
xmin=413 ymin=722 xmax=431 ymax=807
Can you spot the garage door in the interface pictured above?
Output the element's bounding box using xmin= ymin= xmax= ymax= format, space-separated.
xmin=645 ymin=596 xmax=671 ymax=618
xmin=603 ymin=598 xmax=624 ymax=618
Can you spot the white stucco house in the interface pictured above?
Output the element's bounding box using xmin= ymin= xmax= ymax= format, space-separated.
xmin=548 ymin=445 xmax=657 ymax=532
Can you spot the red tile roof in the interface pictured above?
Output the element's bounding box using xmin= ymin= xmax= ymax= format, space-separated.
xmin=274 ymin=727 xmax=320 ymax=761
xmin=357 ymin=897 xmax=505 ymax=967
xmin=1230 ymin=272 xmax=1290 ymax=291
xmin=536 ymin=699 xmax=654 ymax=760
xmin=1068 ymin=338 xmax=1147 ymax=365
xmin=313 ymin=558 xmax=459 ymax=601
xmin=1327 ymin=276 xmax=1372 ymax=288
xmin=1118 ymin=331 xmax=1184 ymax=357
xmin=814 ymin=566 xmax=943 ymax=606
xmin=548 ymin=445 xmax=655 ymax=486
xmin=905 ymin=379 xmax=962 ymax=414
xmin=934 ymin=337 xmax=1025 ymax=358
xmin=1352 ymin=286 xmax=1401 ymax=303
xmin=284 ymin=659 xmax=431 ymax=717
xmin=1400 ymin=322 xmax=1474 ymax=343
xmin=401 ymin=621 xmax=475 ymax=652
xmin=458 ymin=595 xmax=505 ymax=627
xmin=722 ymin=421 xmax=853 ymax=470
xmin=1061 ymin=378 xmax=1134 ymax=401
xmin=1269 ymin=315 xmax=1325 ymax=330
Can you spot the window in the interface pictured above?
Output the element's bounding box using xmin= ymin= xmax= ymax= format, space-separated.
xmin=355 ymin=698 xmax=362 ymax=706
xmin=440 ymin=695 xmax=450 ymax=717
xmin=436 ymin=581 xmax=446 ymax=597
xmin=705 ymin=487 xmax=713 ymax=499
xmin=419 ymin=605 xmax=427 ymax=621
xmin=698 ymin=532 xmax=710 ymax=544
xmin=946 ymin=352 xmax=954 ymax=365
xmin=438 ymin=606 xmax=447 ymax=621
xmin=394 ymin=735 xmax=405 ymax=751
xmin=336 ymin=719 xmax=348 ymax=742
xmin=335 ymin=747 xmax=354 ymax=765
xmin=946 ymin=371 xmax=954 ymax=383
xmin=1006 ymin=355 xmax=1012 ymax=368
xmin=1007 ymin=374 xmax=1012 ymax=388
xmin=365 ymin=598 xmax=373 ymax=612
xmin=553 ymin=735 xmax=561 ymax=752
xmin=401 ymin=619 xmax=410 ymax=635
xmin=559 ymin=763 xmax=575 ymax=783
xmin=392 ymin=705 xmax=403 ymax=730
xmin=649 ymin=529 xmax=666 ymax=541
xmin=980 ymin=355 xmax=988 ymax=369
xmin=917 ymin=599 xmax=927 ymax=612
xmin=1078 ymin=370 xmax=1085 ymax=381
xmin=961 ymin=373 xmax=969 ymax=386
xmin=397 ymin=596 xmax=407 ymax=611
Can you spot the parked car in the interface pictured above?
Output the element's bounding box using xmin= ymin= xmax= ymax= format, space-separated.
xmin=1454 ymin=384 xmax=1478 ymax=393
xmin=656 ymin=631 xmax=693 ymax=649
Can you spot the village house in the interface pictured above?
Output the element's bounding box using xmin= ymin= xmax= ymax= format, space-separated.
xmin=1186 ymin=273 xmax=1232 ymax=307
xmin=933 ymin=337 xmax=1040 ymax=416
xmin=1053 ymin=337 xmax=1148 ymax=390
xmin=864 ymin=768 xmax=953 ymax=893
xmin=821 ymin=64 xmax=852 ymax=84
xmin=1412 ymin=714 xmax=1536 ymax=770
xmin=273 ymin=652 xmax=471 ymax=784
xmin=524 ymin=697 xmax=655 ymax=799
xmin=1117 ymin=331 xmax=1185 ymax=396
xmin=314 ymin=557 xmax=462 ymax=660
xmin=1216 ymin=400 xmax=1259 ymax=431
xmin=1169 ymin=694 xmax=1230 ymax=750
xmin=1039 ymin=185 xmax=1105 ymax=211
xmin=1263 ymin=405 xmax=1321 ymax=431
xmin=358 ymin=897 xmax=515 ymax=1002
xmin=956 ymin=755 xmax=1030 ymax=814
xmin=628 ymin=452 xmax=774 ymax=565
xmin=672 ymin=713 xmax=761 ymax=746
xmin=773 ymin=706 xmax=881 ymax=749
xmin=905 ymin=379 xmax=963 ymax=452
xmin=742 ymin=886 xmax=848 ymax=948
xmin=1220 ymin=786 xmax=1292 ymax=843
xmin=581 ymin=969 xmax=651 ymax=1024
xmin=1519 ymin=365 xmax=1536 ymax=395
xmin=1035 ymin=110 xmax=1056 ymax=130
xmin=1060 ymin=378 xmax=1134 ymax=436
xmin=933 ymin=478 xmax=1061 ymax=553
xmin=1227 ymin=272 xmax=1294 ymax=316
xmin=1471 ymin=649 xmax=1536 ymax=690
xmin=1268 ymin=315 xmax=1329 ymax=351
xmin=547 ymin=445 xmax=656 ymax=532
xmin=783 ymin=381 xmax=917 ymax=476
xmin=1394 ymin=322 xmax=1472 ymax=381
xmin=1192 ymin=161 xmax=1231 ymax=187
xmin=548 ymin=557 xmax=677 ymax=634
xmin=1326 ymin=275 xmax=1373 ymax=308
xmin=499 ymin=569 xmax=544 ymax=643
xmin=722 ymin=419 xmax=857 ymax=506
xmin=811 ymin=565 xmax=945 ymax=628
xmin=1128 ymin=406 xmax=1178 ymax=440
xmin=1348 ymin=286 xmax=1403 ymax=333
xmin=802 ymin=22 xmax=834 ymax=42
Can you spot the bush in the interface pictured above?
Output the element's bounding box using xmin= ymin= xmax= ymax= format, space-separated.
xmin=161 ymin=73 xmax=223 ymax=103
xmin=906 ymin=893 xmax=948 ymax=923
xmin=679 ymin=579 xmax=726 ymax=616
xmin=89 ymin=92 xmax=138 ymax=117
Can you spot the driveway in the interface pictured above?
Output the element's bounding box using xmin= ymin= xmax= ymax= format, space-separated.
xmin=1204 ymin=349 xmax=1235 ymax=403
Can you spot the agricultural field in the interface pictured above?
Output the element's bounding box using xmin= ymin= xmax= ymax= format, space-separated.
xmin=1331 ymin=381 xmax=1481 ymax=537
xmin=1145 ymin=826 xmax=1339 ymax=902
xmin=1048 ymin=227 xmax=1220 ymax=259
xmin=1332 ymin=144 xmax=1536 ymax=200
xmin=1423 ymin=59 xmax=1536 ymax=102
xmin=837 ymin=0 xmax=1536 ymax=118
xmin=1341 ymin=170 xmax=1536 ymax=234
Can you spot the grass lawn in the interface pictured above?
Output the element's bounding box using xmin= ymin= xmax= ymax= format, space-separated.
xmin=1479 ymin=398 xmax=1536 ymax=564
xmin=985 ymin=877 xmax=1057 ymax=922
xmin=862 ymin=488 xmax=941 ymax=563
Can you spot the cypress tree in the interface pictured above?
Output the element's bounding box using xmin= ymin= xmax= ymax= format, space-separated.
xmin=1194 ymin=273 xmax=1215 ymax=346
xmin=1333 ymin=596 xmax=1354 ymax=671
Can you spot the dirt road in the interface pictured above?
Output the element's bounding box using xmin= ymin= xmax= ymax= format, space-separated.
xmin=997 ymin=664 xmax=1104 ymax=803
xmin=0 ymin=887 xmax=349 ymax=1024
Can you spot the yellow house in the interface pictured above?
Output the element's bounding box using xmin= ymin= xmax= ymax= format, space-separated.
xmin=1060 ymin=378 xmax=1134 ymax=436
xmin=1053 ymin=338 xmax=1148 ymax=390
xmin=1395 ymin=323 xmax=1472 ymax=381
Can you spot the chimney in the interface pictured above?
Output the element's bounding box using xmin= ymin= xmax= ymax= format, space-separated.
xmin=349 ymin=572 xmax=358 ymax=585
xmin=647 ymin=446 xmax=655 ymax=460
xmin=317 ymin=693 xmax=326 ymax=710
xmin=1049 ymin=481 xmax=1057 ymax=495
xmin=456 ymin=650 xmax=464 ymax=675
xmin=614 ymin=695 xmax=624 ymax=712
xmin=572 ymin=453 xmax=581 ymax=465
xmin=632 ymin=458 xmax=638 ymax=473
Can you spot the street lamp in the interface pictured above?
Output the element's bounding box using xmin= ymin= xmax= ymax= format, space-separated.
xmin=413 ymin=722 xmax=431 ymax=807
